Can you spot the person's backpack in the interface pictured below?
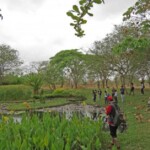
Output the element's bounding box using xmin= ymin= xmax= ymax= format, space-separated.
xmin=110 ymin=103 xmax=124 ymax=126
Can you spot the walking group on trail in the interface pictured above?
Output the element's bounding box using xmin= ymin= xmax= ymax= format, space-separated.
xmin=92 ymin=85 xmax=124 ymax=105
xmin=92 ymin=80 xmax=146 ymax=150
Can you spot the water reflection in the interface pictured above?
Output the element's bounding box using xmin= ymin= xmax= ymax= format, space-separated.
xmin=5 ymin=104 xmax=104 ymax=122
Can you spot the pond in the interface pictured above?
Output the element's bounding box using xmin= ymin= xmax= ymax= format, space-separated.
xmin=1 ymin=104 xmax=105 ymax=122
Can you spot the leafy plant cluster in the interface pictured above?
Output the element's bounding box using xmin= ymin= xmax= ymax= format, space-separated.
xmin=0 ymin=113 xmax=103 ymax=150
xmin=0 ymin=85 xmax=32 ymax=101
xmin=67 ymin=0 xmax=104 ymax=37
xmin=33 ymin=88 xmax=86 ymax=102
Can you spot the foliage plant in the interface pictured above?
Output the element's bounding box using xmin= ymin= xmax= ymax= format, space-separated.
xmin=26 ymin=73 xmax=43 ymax=95
xmin=0 ymin=113 xmax=103 ymax=150
xmin=0 ymin=85 xmax=32 ymax=101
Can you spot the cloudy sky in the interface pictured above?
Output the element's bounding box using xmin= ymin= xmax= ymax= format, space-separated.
xmin=0 ymin=0 xmax=137 ymax=63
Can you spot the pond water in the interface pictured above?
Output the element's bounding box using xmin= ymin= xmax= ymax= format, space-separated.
xmin=2 ymin=104 xmax=105 ymax=122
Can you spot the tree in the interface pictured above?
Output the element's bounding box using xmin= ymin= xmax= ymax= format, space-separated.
xmin=49 ymin=49 xmax=86 ymax=88
xmin=30 ymin=61 xmax=48 ymax=73
xmin=26 ymin=73 xmax=43 ymax=95
xmin=0 ymin=44 xmax=23 ymax=84
xmin=45 ymin=63 xmax=64 ymax=90
xmin=121 ymin=0 xmax=150 ymax=54
xmin=86 ymin=52 xmax=112 ymax=88
xmin=123 ymin=0 xmax=150 ymax=35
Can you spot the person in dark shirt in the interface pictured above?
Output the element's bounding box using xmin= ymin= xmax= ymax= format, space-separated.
xmin=141 ymin=80 xmax=145 ymax=95
xmin=97 ymin=89 xmax=102 ymax=105
xmin=92 ymin=89 xmax=97 ymax=102
xmin=120 ymin=85 xmax=125 ymax=103
xmin=129 ymin=82 xmax=135 ymax=95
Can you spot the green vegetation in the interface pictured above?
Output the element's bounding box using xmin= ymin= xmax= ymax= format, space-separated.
xmin=0 ymin=113 xmax=103 ymax=150
xmin=117 ymin=89 xmax=150 ymax=150
xmin=0 ymin=87 xmax=150 ymax=149
xmin=0 ymin=85 xmax=32 ymax=101
xmin=7 ymin=98 xmax=69 ymax=111
xmin=0 ymin=0 xmax=149 ymax=149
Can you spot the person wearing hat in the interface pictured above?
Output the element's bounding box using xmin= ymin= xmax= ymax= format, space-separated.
xmin=105 ymin=96 xmax=121 ymax=150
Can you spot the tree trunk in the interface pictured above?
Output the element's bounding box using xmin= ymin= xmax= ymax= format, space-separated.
xmin=60 ymin=80 xmax=64 ymax=88
xmin=74 ymin=80 xmax=78 ymax=89
xmin=105 ymin=79 xmax=108 ymax=87
xmin=102 ymin=79 xmax=105 ymax=88
xmin=97 ymin=80 xmax=100 ymax=89
xmin=51 ymin=84 xmax=56 ymax=90
xmin=148 ymin=77 xmax=150 ymax=87
xmin=114 ymin=77 xmax=118 ymax=89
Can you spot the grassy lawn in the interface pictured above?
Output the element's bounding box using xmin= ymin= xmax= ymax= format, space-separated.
xmin=3 ymin=98 xmax=70 ymax=111
xmin=95 ymin=88 xmax=150 ymax=150
xmin=117 ymin=89 xmax=150 ymax=150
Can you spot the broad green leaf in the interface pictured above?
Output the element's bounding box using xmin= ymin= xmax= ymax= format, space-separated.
xmin=73 ymin=5 xmax=80 ymax=13
xmin=87 ymin=12 xmax=93 ymax=16
xmin=80 ymin=6 xmax=85 ymax=12
xmin=79 ymin=0 xmax=87 ymax=5
xmin=93 ymin=0 xmax=102 ymax=4
xmin=66 ymin=11 xmax=73 ymax=17
xmin=70 ymin=23 xmax=75 ymax=26
xmin=81 ymin=19 xmax=87 ymax=24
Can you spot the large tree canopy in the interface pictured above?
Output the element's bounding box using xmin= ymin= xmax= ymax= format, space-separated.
xmin=123 ymin=0 xmax=150 ymax=33
xmin=49 ymin=49 xmax=86 ymax=88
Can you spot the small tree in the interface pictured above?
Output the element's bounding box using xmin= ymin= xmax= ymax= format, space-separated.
xmin=26 ymin=73 xmax=43 ymax=95
xmin=0 ymin=44 xmax=23 ymax=84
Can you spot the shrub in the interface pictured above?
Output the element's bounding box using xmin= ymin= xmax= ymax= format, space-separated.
xmin=0 ymin=85 xmax=32 ymax=101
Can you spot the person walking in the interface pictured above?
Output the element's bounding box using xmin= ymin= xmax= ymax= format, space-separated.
xmin=120 ymin=85 xmax=125 ymax=110
xmin=141 ymin=80 xmax=145 ymax=95
xmin=114 ymin=89 xmax=118 ymax=104
xmin=97 ymin=89 xmax=102 ymax=105
xmin=112 ymin=87 xmax=115 ymax=97
xmin=92 ymin=89 xmax=97 ymax=102
xmin=129 ymin=82 xmax=135 ymax=95
xmin=105 ymin=96 xmax=121 ymax=150
xmin=104 ymin=90 xmax=108 ymax=105
xmin=120 ymin=85 xmax=125 ymax=103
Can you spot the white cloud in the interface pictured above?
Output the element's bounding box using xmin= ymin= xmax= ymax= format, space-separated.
xmin=0 ymin=0 xmax=137 ymax=63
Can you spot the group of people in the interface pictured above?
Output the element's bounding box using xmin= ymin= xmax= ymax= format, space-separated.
xmin=92 ymin=80 xmax=145 ymax=150
xmin=128 ymin=80 xmax=145 ymax=95
xmin=92 ymin=86 xmax=125 ymax=105
xmin=92 ymin=80 xmax=145 ymax=105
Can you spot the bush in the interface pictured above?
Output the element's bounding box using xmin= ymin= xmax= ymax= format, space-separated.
xmin=0 ymin=85 xmax=32 ymax=101
xmin=1 ymin=75 xmax=24 ymax=85
xmin=43 ymin=89 xmax=86 ymax=100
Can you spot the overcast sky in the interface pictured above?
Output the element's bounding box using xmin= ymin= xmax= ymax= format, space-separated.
xmin=0 ymin=0 xmax=137 ymax=64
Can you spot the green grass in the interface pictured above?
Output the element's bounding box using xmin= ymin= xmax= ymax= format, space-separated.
xmin=0 ymin=85 xmax=32 ymax=101
xmin=117 ymin=89 xmax=150 ymax=150
xmin=98 ymin=89 xmax=150 ymax=150
xmin=4 ymin=98 xmax=70 ymax=111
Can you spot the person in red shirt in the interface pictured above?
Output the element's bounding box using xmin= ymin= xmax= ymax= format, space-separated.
xmin=105 ymin=96 xmax=120 ymax=150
